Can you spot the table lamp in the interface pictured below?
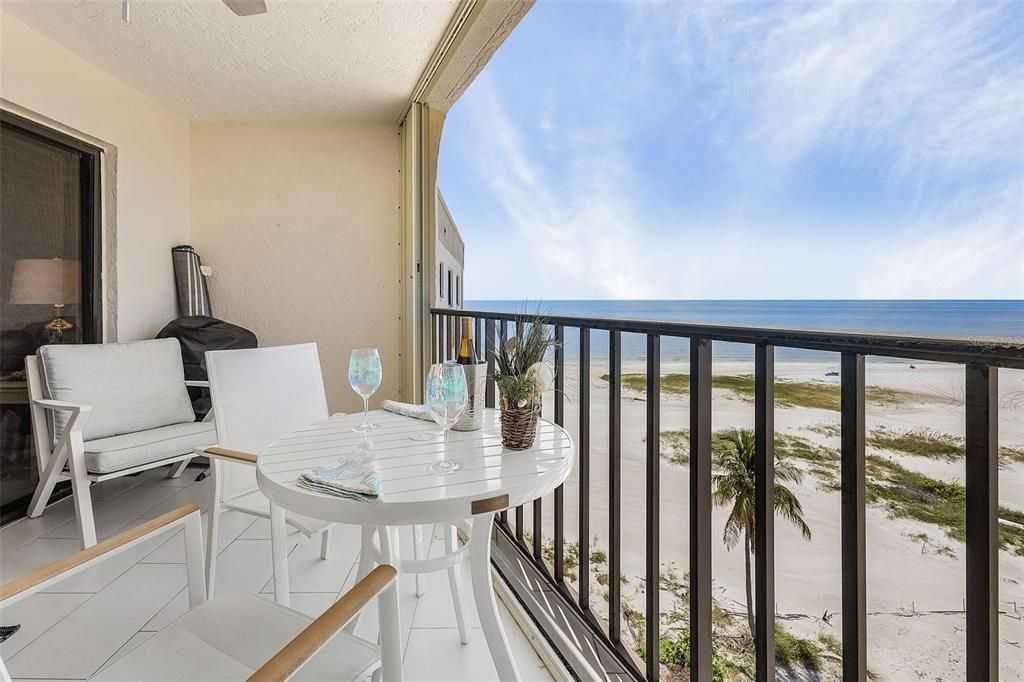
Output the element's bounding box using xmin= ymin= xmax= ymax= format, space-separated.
xmin=9 ymin=257 xmax=81 ymax=344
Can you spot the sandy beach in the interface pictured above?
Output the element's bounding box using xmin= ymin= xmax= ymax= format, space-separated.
xmin=524 ymin=359 xmax=1024 ymax=680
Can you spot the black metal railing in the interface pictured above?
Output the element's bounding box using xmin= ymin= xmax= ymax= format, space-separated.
xmin=430 ymin=307 xmax=1023 ymax=681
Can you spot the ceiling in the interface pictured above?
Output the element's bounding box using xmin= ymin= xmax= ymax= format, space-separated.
xmin=1 ymin=0 xmax=459 ymax=121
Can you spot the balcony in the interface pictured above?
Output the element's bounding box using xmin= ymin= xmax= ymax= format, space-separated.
xmin=1 ymin=1 xmax=1022 ymax=680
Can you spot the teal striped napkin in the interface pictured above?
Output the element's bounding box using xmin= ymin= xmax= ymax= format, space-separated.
xmin=297 ymin=450 xmax=381 ymax=502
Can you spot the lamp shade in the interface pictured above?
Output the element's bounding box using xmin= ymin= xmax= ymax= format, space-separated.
xmin=9 ymin=258 xmax=80 ymax=305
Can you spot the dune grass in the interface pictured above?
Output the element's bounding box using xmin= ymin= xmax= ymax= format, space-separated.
xmin=869 ymin=426 xmax=1024 ymax=465
xmin=605 ymin=373 xmax=904 ymax=411
xmin=775 ymin=626 xmax=822 ymax=672
xmin=866 ymin=455 xmax=1024 ymax=555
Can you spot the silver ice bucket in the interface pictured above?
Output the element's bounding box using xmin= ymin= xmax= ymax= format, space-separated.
xmin=453 ymin=362 xmax=487 ymax=431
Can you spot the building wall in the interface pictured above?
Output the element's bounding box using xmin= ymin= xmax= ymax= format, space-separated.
xmin=435 ymin=191 xmax=465 ymax=309
xmin=0 ymin=12 xmax=191 ymax=341
xmin=189 ymin=122 xmax=402 ymax=413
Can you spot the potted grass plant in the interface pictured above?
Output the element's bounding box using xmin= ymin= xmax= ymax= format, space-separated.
xmin=494 ymin=315 xmax=558 ymax=449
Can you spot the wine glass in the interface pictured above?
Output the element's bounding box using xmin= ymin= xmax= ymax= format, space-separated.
xmin=349 ymin=348 xmax=382 ymax=433
xmin=424 ymin=362 xmax=468 ymax=475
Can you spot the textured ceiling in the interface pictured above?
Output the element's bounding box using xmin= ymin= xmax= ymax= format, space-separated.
xmin=1 ymin=0 xmax=458 ymax=121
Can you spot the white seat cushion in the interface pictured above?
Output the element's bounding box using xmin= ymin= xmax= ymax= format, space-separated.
xmin=39 ymin=338 xmax=196 ymax=442
xmin=84 ymin=421 xmax=215 ymax=474
xmin=94 ymin=593 xmax=379 ymax=681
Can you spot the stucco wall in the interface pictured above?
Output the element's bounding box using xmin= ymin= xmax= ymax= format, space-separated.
xmin=0 ymin=11 xmax=190 ymax=341
xmin=189 ymin=122 xmax=402 ymax=413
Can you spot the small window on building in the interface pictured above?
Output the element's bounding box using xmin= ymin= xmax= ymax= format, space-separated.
xmin=447 ymin=269 xmax=453 ymax=307
xmin=456 ymin=275 xmax=461 ymax=306
xmin=439 ymin=263 xmax=444 ymax=300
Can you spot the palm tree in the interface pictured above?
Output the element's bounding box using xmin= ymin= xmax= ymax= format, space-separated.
xmin=711 ymin=428 xmax=811 ymax=638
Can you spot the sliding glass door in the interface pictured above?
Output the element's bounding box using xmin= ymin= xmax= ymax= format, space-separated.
xmin=0 ymin=111 xmax=102 ymax=524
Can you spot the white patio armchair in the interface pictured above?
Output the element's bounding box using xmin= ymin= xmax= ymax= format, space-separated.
xmin=25 ymin=338 xmax=216 ymax=548
xmin=0 ymin=503 xmax=403 ymax=681
xmin=197 ymin=343 xmax=337 ymax=605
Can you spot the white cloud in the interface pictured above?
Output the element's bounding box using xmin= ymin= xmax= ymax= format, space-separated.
xmin=857 ymin=183 xmax=1024 ymax=299
xmin=633 ymin=2 xmax=1024 ymax=186
xmin=447 ymin=2 xmax=1024 ymax=300
xmin=463 ymin=75 xmax=669 ymax=299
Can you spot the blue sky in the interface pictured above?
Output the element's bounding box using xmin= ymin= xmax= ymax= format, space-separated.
xmin=437 ymin=1 xmax=1024 ymax=300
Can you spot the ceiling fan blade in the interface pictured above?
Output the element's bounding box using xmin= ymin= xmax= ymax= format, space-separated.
xmin=221 ymin=0 xmax=267 ymax=16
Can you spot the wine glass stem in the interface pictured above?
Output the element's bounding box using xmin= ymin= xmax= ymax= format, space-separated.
xmin=362 ymin=397 xmax=369 ymax=429
xmin=443 ymin=427 xmax=449 ymax=445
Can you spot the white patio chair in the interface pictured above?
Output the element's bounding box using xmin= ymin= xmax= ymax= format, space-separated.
xmin=196 ymin=343 xmax=337 ymax=605
xmin=0 ymin=503 xmax=403 ymax=681
xmin=25 ymin=338 xmax=215 ymax=549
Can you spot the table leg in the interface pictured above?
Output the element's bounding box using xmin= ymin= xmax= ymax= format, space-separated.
xmin=377 ymin=525 xmax=403 ymax=682
xmin=470 ymin=513 xmax=521 ymax=681
xmin=269 ymin=502 xmax=290 ymax=607
xmin=344 ymin=525 xmax=377 ymax=635
xmin=413 ymin=525 xmax=426 ymax=597
xmin=445 ymin=523 xmax=471 ymax=645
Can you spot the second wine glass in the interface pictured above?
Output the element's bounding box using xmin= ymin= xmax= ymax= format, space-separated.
xmin=349 ymin=348 xmax=382 ymax=433
xmin=424 ymin=361 xmax=468 ymax=475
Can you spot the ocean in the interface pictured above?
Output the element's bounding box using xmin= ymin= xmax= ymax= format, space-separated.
xmin=462 ymin=300 xmax=1024 ymax=363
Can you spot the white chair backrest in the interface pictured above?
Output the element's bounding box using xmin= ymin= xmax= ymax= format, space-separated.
xmin=206 ymin=343 xmax=329 ymax=496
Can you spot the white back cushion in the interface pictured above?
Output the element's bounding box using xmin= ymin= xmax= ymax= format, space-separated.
xmin=206 ymin=343 xmax=328 ymax=497
xmin=39 ymin=338 xmax=195 ymax=442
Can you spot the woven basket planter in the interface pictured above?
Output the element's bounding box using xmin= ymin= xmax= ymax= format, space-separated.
xmin=500 ymin=404 xmax=541 ymax=450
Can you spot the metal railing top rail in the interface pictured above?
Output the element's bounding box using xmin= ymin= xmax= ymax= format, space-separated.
xmin=435 ymin=307 xmax=1024 ymax=368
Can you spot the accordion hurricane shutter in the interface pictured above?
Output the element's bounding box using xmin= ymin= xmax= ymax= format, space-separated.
xmin=39 ymin=338 xmax=196 ymax=442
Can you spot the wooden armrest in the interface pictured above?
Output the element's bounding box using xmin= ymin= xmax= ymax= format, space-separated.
xmin=248 ymin=565 xmax=397 ymax=682
xmin=184 ymin=380 xmax=210 ymax=388
xmin=201 ymin=446 xmax=258 ymax=464
xmin=0 ymin=504 xmax=199 ymax=602
xmin=32 ymin=398 xmax=91 ymax=414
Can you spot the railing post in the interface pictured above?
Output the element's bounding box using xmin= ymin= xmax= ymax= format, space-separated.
xmin=754 ymin=343 xmax=775 ymax=682
xmin=965 ymin=364 xmax=998 ymax=681
xmin=485 ymin=319 xmax=497 ymax=409
xmin=841 ymin=352 xmax=867 ymax=681
xmin=431 ymin=313 xmax=438 ymax=364
xmin=645 ymin=334 xmax=661 ymax=681
xmin=608 ymin=329 xmax=622 ymax=644
xmin=579 ymin=327 xmax=591 ymax=612
xmin=533 ymin=496 xmax=543 ymax=564
xmin=554 ymin=325 xmax=566 ymax=582
xmin=689 ymin=337 xmax=712 ymax=681
xmin=498 ymin=319 xmax=508 ymax=526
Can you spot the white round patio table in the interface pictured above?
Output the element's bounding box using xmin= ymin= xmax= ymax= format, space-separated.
xmin=256 ymin=407 xmax=574 ymax=682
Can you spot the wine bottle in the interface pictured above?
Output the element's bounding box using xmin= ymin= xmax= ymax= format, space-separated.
xmin=457 ymin=317 xmax=478 ymax=364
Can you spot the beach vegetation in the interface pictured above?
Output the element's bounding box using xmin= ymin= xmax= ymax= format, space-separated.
xmin=636 ymin=628 xmax=733 ymax=682
xmin=775 ymin=626 xmax=822 ymax=672
xmin=869 ymin=426 xmax=1024 ymax=466
xmin=818 ymin=632 xmax=842 ymax=657
xmin=659 ymin=429 xmax=690 ymax=465
xmin=712 ymin=428 xmax=812 ymax=637
xmin=868 ymin=427 xmax=962 ymax=460
xmin=866 ymin=456 xmax=1024 ymax=555
xmin=605 ymin=373 xmax=909 ymax=411
xmin=807 ymin=423 xmax=841 ymax=438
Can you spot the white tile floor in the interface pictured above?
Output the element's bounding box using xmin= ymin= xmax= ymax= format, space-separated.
xmin=0 ymin=464 xmax=557 ymax=681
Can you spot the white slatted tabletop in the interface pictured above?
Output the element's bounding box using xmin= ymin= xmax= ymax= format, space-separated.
xmin=257 ymin=408 xmax=574 ymax=681
xmin=256 ymin=408 xmax=574 ymax=527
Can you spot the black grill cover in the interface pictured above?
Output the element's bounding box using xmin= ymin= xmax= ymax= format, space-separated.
xmin=156 ymin=316 xmax=257 ymax=418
